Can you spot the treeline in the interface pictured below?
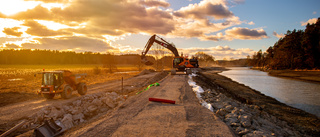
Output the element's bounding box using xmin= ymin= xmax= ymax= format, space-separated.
xmin=0 ymin=49 xmax=143 ymax=65
xmin=248 ymin=17 xmax=320 ymax=69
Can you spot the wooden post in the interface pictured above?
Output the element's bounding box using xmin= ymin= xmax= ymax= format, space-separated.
xmin=121 ymin=77 xmax=123 ymax=92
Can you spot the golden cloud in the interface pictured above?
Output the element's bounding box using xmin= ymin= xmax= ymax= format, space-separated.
xmin=23 ymin=20 xmax=71 ymax=36
xmin=2 ymin=27 xmax=23 ymax=37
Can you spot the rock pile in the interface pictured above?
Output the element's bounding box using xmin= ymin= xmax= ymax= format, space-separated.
xmin=201 ymin=89 xmax=303 ymax=137
xmin=24 ymin=91 xmax=126 ymax=130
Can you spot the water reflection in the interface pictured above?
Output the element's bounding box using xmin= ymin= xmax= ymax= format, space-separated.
xmin=220 ymin=67 xmax=320 ymax=117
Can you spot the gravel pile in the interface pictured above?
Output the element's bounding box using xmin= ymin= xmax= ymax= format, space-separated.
xmin=23 ymin=91 xmax=126 ymax=131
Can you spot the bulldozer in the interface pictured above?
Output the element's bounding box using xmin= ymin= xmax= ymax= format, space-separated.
xmin=35 ymin=70 xmax=87 ymax=99
xmin=141 ymin=34 xmax=199 ymax=75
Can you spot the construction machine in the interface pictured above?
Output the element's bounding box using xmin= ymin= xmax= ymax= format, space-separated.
xmin=141 ymin=34 xmax=199 ymax=75
xmin=35 ymin=70 xmax=87 ymax=99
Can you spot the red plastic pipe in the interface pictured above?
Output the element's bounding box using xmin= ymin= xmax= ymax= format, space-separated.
xmin=149 ymin=97 xmax=175 ymax=104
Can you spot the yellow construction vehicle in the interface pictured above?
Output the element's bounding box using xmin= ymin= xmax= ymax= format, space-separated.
xmin=141 ymin=34 xmax=199 ymax=75
xmin=35 ymin=70 xmax=87 ymax=99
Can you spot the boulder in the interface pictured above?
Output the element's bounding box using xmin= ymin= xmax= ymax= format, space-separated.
xmin=91 ymin=98 xmax=103 ymax=107
xmin=238 ymin=115 xmax=252 ymax=128
xmin=72 ymin=113 xmax=84 ymax=121
xmin=87 ymin=105 xmax=98 ymax=113
xmin=47 ymin=107 xmax=63 ymax=119
xmin=216 ymin=108 xmax=227 ymax=116
xmin=231 ymin=107 xmax=240 ymax=114
xmin=102 ymin=97 xmax=116 ymax=108
xmin=224 ymin=105 xmax=234 ymax=112
xmin=238 ymin=128 xmax=250 ymax=136
xmin=61 ymin=114 xmax=74 ymax=129
xmin=72 ymin=99 xmax=82 ymax=106
xmin=71 ymin=107 xmax=82 ymax=115
xmin=211 ymin=102 xmax=224 ymax=109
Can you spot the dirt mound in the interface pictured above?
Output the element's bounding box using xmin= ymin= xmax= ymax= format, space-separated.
xmin=143 ymin=71 xmax=168 ymax=86
xmin=137 ymin=69 xmax=155 ymax=76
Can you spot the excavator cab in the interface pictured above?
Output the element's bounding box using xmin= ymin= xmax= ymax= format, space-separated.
xmin=42 ymin=72 xmax=63 ymax=91
xmin=41 ymin=71 xmax=64 ymax=94
xmin=173 ymin=57 xmax=184 ymax=68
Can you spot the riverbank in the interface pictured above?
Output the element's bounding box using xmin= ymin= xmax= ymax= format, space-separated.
xmin=268 ymin=70 xmax=320 ymax=83
xmin=251 ymin=67 xmax=320 ymax=83
xmin=194 ymin=68 xmax=320 ymax=136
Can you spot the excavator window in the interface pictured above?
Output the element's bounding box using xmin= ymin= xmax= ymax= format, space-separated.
xmin=42 ymin=73 xmax=54 ymax=85
xmin=173 ymin=58 xmax=182 ymax=65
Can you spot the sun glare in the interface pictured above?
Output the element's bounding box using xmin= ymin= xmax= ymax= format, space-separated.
xmin=0 ymin=0 xmax=40 ymax=16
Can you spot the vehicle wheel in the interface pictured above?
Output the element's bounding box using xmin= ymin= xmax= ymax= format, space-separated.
xmin=186 ymin=69 xmax=192 ymax=75
xmin=43 ymin=93 xmax=55 ymax=99
xmin=171 ymin=69 xmax=176 ymax=75
xmin=77 ymin=83 xmax=87 ymax=95
xmin=61 ymin=85 xmax=72 ymax=99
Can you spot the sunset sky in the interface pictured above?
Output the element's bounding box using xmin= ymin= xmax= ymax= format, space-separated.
xmin=0 ymin=0 xmax=319 ymax=59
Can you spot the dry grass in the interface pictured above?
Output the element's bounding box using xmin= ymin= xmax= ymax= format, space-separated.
xmin=0 ymin=64 xmax=140 ymax=94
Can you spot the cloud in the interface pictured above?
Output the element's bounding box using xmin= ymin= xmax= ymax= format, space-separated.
xmin=139 ymin=0 xmax=170 ymax=7
xmin=225 ymin=27 xmax=268 ymax=40
xmin=2 ymin=27 xmax=23 ymax=37
xmin=24 ymin=0 xmax=68 ymax=3
xmin=9 ymin=5 xmax=53 ymax=20
xmin=22 ymin=36 xmax=113 ymax=52
xmin=0 ymin=12 xmax=6 ymax=18
xmin=301 ymin=18 xmax=318 ymax=26
xmin=173 ymin=0 xmax=233 ymax=20
xmin=23 ymin=20 xmax=71 ymax=36
xmin=179 ymin=45 xmax=255 ymax=59
xmin=0 ymin=37 xmax=24 ymax=46
xmin=272 ymin=31 xmax=284 ymax=38
xmin=5 ymin=43 xmax=20 ymax=48
xmin=247 ymin=21 xmax=254 ymax=25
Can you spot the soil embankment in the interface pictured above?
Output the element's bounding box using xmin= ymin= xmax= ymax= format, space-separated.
xmin=268 ymin=70 xmax=320 ymax=83
xmin=194 ymin=68 xmax=320 ymax=136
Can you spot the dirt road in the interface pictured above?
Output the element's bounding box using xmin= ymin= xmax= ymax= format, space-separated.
xmin=0 ymin=72 xmax=159 ymax=134
xmin=63 ymin=74 xmax=235 ymax=136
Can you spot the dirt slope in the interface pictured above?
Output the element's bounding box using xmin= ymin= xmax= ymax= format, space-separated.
xmin=63 ymin=74 xmax=235 ymax=137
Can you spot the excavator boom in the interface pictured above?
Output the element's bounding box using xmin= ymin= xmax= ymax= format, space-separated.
xmin=141 ymin=34 xmax=199 ymax=73
xmin=141 ymin=35 xmax=180 ymax=65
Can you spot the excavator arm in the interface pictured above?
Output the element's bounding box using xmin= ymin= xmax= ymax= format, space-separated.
xmin=141 ymin=34 xmax=179 ymax=65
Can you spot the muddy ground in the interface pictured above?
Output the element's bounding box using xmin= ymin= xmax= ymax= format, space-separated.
xmin=194 ymin=68 xmax=320 ymax=136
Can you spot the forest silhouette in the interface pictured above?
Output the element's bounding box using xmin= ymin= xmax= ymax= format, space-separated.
xmin=248 ymin=17 xmax=320 ymax=69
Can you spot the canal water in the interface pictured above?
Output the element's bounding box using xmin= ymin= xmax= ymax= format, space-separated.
xmin=220 ymin=67 xmax=320 ymax=117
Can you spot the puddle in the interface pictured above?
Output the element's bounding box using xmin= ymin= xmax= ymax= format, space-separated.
xmin=7 ymin=78 xmax=24 ymax=81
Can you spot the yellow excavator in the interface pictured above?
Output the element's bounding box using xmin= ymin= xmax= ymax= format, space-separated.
xmin=141 ymin=34 xmax=199 ymax=75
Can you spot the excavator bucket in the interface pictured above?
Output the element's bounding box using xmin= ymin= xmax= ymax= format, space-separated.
xmin=33 ymin=118 xmax=65 ymax=137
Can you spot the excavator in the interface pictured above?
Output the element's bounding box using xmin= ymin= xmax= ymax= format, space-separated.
xmin=141 ymin=34 xmax=199 ymax=75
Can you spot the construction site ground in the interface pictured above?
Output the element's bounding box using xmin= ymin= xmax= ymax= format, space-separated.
xmin=63 ymin=72 xmax=234 ymax=137
xmin=3 ymin=67 xmax=318 ymax=136
xmin=0 ymin=69 xmax=236 ymax=136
